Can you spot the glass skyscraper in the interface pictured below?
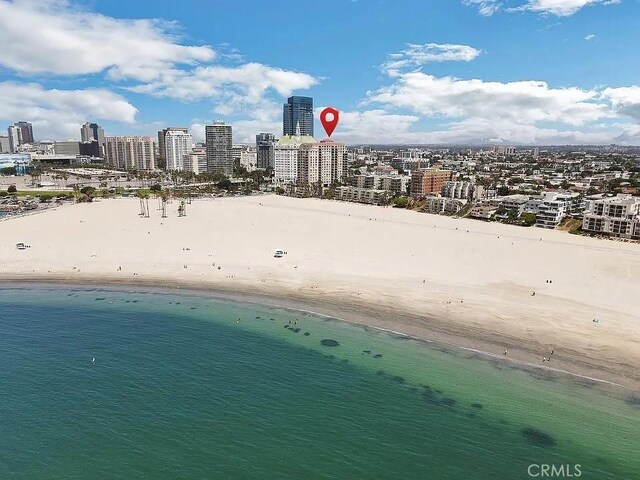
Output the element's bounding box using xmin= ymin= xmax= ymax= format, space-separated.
xmin=283 ymin=96 xmax=314 ymax=137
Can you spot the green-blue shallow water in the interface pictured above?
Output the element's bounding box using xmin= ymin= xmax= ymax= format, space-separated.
xmin=0 ymin=285 xmax=638 ymax=479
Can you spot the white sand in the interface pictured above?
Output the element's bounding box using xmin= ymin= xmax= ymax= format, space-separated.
xmin=2 ymin=195 xmax=639 ymax=387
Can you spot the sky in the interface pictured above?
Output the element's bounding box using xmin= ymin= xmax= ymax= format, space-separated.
xmin=1 ymin=0 xmax=640 ymax=145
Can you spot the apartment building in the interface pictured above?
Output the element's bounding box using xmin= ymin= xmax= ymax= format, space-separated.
xmin=582 ymin=194 xmax=640 ymax=239
xmin=410 ymin=168 xmax=454 ymax=197
xmin=105 ymin=136 xmax=155 ymax=171
xmin=335 ymin=186 xmax=390 ymax=205
xmin=441 ymin=181 xmax=473 ymax=200
xmin=183 ymin=147 xmax=207 ymax=175
xmin=350 ymin=174 xmax=408 ymax=194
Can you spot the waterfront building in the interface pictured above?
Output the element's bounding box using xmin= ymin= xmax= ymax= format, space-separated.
xmin=105 ymin=136 xmax=155 ymax=171
xmin=441 ymin=181 xmax=473 ymax=200
xmin=410 ymin=168 xmax=454 ymax=197
xmin=205 ymin=121 xmax=233 ymax=175
xmin=335 ymin=186 xmax=390 ymax=205
xmin=165 ymin=130 xmax=192 ymax=171
xmin=318 ymin=139 xmax=347 ymax=187
xmin=582 ymin=194 xmax=640 ymax=239
xmin=157 ymin=128 xmax=188 ymax=168
xmin=273 ymin=135 xmax=316 ymax=184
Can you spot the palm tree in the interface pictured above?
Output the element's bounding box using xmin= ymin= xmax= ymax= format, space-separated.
xmin=136 ymin=190 xmax=150 ymax=217
xmin=160 ymin=191 xmax=168 ymax=218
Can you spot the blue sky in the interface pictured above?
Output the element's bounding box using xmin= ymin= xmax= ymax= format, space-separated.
xmin=1 ymin=0 xmax=640 ymax=144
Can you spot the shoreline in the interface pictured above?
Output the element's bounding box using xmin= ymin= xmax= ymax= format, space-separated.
xmin=1 ymin=196 xmax=639 ymax=392
xmin=2 ymin=276 xmax=634 ymax=392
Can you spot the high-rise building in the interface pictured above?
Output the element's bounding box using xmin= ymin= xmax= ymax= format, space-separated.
xmin=80 ymin=122 xmax=106 ymax=157
xmin=205 ymin=121 xmax=233 ymax=175
xmin=318 ymin=140 xmax=347 ymax=187
xmin=274 ymin=134 xmax=317 ymax=184
xmin=255 ymin=133 xmax=275 ymax=170
xmin=297 ymin=143 xmax=320 ymax=188
xmin=296 ymin=140 xmax=346 ymax=193
xmin=15 ymin=122 xmax=33 ymax=144
xmin=283 ymin=96 xmax=314 ymax=137
xmin=165 ymin=130 xmax=192 ymax=171
xmin=105 ymin=136 xmax=155 ymax=171
xmin=7 ymin=125 xmax=22 ymax=153
xmin=157 ymin=127 xmax=188 ymax=168
xmin=0 ymin=136 xmax=10 ymax=153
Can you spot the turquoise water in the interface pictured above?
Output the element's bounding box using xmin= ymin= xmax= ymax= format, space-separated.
xmin=0 ymin=285 xmax=638 ymax=479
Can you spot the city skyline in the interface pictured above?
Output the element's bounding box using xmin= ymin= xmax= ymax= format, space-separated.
xmin=1 ymin=0 xmax=640 ymax=145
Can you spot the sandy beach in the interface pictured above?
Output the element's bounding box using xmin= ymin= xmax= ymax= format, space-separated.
xmin=2 ymin=195 xmax=639 ymax=389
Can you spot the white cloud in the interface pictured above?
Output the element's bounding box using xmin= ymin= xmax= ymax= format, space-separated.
xmin=464 ymin=0 xmax=620 ymax=16
xmin=463 ymin=0 xmax=502 ymax=16
xmin=0 ymin=81 xmax=137 ymax=139
xmin=128 ymin=63 xmax=318 ymax=104
xmin=584 ymin=34 xmax=596 ymax=41
xmin=613 ymin=124 xmax=640 ymax=143
xmin=310 ymin=109 xmax=623 ymax=145
xmin=0 ymin=0 xmax=319 ymax=136
xmin=0 ymin=0 xmax=214 ymax=81
xmin=513 ymin=0 xmax=620 ymax=16
xmin=368 ymin=72 xmax=611 ymax=126
xmin=382 ymin=43 xmax=482 ymax=74
xmin=602 ymin=87 xmax=640 ymax=121
xmin=355 ymin=65 xmax=640 ymax=144
xmin=315 ymin=109 xmax=420 ymax=143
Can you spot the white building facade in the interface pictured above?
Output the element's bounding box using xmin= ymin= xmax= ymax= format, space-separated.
xmin=183 ymin=147 xmax=207 ymax=175
xmin=165 ymin=130 xmax=192 ymax=171
xmin=582 ymin=194 xmax=640 ymax=239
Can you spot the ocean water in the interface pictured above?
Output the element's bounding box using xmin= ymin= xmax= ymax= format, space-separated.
xmin=0 ymin=285 xmax=638 ymax=480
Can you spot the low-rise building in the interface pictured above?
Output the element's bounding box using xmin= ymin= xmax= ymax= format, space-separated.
xmin=335 ymin=186 xmax=390 ymax=205
xmin=536 ymin=199 xmax=566 ymax=228
xmin=497 ymin=195 xmax=530 ymax=216
xmin=350 ymin=174 xmax=408 ymax=194
xmin=582 ymin=194 xmax=640 ymax=239
xmin=535 ymin=192 xmax=584 ymax=229
xmin=441 ymin=181 xmax=473 ymax=200
xmin=183 ymin=147 xmax=207 ymax=175
xmin=469 ymin=205 xmax=497 ymax=220
xmin=423 ymin=197 xmax=465 ymax=214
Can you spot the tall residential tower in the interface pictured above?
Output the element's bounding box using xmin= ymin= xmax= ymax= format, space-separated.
xmin=165 ymin=129 xmax=193 ymax=171
xmin=205 ymin=121 xmax=233 ymax=175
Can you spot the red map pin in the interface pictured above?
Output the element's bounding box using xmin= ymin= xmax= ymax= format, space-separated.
xmin=320 ymin=107 xmax=340 ymax=137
